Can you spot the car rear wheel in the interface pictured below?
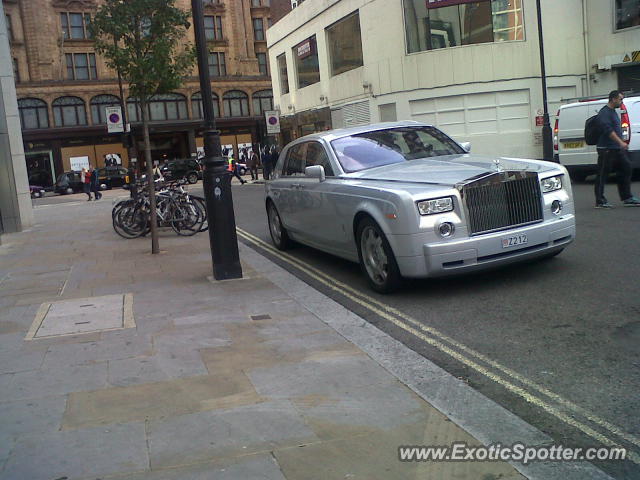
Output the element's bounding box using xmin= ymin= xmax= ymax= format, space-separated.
xmin=65 ymin=187 xmax=74 ymax=195
xmin=356 ymin=218 xmax=402 ymax=294
xmin=186 ymin=172 xmax=198 ymax=184
xmin=267 ymin=202 xmax=292 ymax=250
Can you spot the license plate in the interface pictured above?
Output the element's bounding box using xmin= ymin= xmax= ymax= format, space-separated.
xmin=563 ymin=141 xmax=584 ymax=149
xmin=502 ymin=234 xmax=528 ymax=248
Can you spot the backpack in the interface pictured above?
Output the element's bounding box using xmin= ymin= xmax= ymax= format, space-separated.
xmin=584 ymin=114 xmax=602 ymax=146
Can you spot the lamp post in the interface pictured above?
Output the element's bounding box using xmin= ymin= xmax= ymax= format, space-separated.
xmin=191 ymin=0 xmax=243 ymax=280
xmin=536 ymin=0 xmax=554 ymax=161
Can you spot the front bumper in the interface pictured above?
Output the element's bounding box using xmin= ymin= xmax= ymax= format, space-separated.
xmin=395 ymin=215 xmax=575 ymax=278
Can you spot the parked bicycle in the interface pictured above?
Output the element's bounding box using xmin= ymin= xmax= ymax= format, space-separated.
xmin=112 ymin=178 xmax=207 ymax=239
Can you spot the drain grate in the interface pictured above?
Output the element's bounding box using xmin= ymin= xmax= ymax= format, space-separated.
xmin=25 ymin=294 xmax=135 ymax=340
xmin=250 ymin=314 xmax=272 ymax=321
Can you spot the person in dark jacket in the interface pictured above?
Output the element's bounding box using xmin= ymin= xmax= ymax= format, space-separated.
xmin=594 ymin=90 xmax=640 ymax=208
xmin=90 ymin=166 xmax=102 ymax=200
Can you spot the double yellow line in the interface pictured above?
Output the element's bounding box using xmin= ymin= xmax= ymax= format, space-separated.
xmin=237 ymin=227 xmax=640 ymax=465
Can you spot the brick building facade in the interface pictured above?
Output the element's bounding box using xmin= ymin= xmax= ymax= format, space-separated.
xmin=4 ymin=0 xmax=275 ymax=188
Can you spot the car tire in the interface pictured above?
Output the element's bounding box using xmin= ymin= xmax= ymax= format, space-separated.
xmin=356 ymin=217 xmax=403 ymax=294
xmin=186 ymin=172 xmax=198 ymax=184
xmin=267 ymin=201 xmax=292 ymax=250
xmin=66 ymin=187 xmax=74 ymax=195
xmin=239 ymin=167 xmax=246 ymax=176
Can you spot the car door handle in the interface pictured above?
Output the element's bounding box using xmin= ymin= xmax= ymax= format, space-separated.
xmin=291 ymin=183 xmax=302 ymax=190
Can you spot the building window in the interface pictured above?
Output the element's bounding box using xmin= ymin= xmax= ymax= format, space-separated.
xmin=18 ymin=98 xmax=49 ymax=130
xmin=53 ymin=96 xmax=87 ymax=127
xmin=149 ymin=93 xmax=188 ymax=121
xmin=66 ymin=53 xmax=97 ymax=80
xmin=616 ymin=0 xmax=640 ymax=30
xmin=61 ymin=12 xmax=92 ymax=40
xmin=6 ymin=15 xmax=12 ymax=42
xmin=223 ymin=90 xmax=249 ymax=117
xmin=204 ymin=15 xmax=223 ymax=40
xmin=294 ymin=35 xmax=320 ymax=89
xmin=12 ymin=58 xmax=19 ymax=82
xmin=90 ymin=94 xmax=121 ymax=125
xmin=208 ymin=52 xmax=226 ymax=76
xmin=403 ymin=0 xmax=524 ymax=54
xmin=277 ymin=54 xmax=289 ymax=94
xmin=252 ymin=0 xmax=270 ymax=6
xmin=253 ymin=18 xmax=265 ymax=40
xmin=257 ymin=52 xmax=268 ymax=75
xmin=326 ymin=12 xmax=363 ymax=77
xmin=126 ymin=94 xmax=188 ymax=122
xmin=191 ymin=92 xmax=220 ymax=119
xmin=252 ymin=90 xmax=273 ymax=116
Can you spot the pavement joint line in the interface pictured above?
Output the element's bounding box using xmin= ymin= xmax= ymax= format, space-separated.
xmin=235 ymin=229 xmax=627 ymax=477
xmin=25 ymin=302 xmax=52 ymax=340
xmin=236 ymin=227 xmax=640 ymax=456
xmin=58 ymin=265 xmax=73 ymax=297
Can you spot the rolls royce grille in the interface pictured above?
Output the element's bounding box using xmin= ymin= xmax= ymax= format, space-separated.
xmin=464 ymin=174 xmax=543 ymax=235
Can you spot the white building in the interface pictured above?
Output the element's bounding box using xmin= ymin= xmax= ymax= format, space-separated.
xmin=266 ymin=0 xmax=640 ymax=158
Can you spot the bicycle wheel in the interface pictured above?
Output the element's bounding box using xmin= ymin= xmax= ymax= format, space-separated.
xmin=170 ymin=198 xmax=204 ymax=236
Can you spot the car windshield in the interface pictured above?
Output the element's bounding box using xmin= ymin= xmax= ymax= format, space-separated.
xmin=330 ymin=126 xmax=464 ymax=173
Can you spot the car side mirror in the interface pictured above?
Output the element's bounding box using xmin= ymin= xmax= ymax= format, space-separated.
xmin=460 ymin=142 xmax=471 ymax=153
xmin=305 ymin=165 xmax=325 ymax=182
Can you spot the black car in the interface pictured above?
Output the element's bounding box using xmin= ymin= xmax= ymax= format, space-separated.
xmin=54 ymin=171 xmax=84 ymax=194
xmin=98 ymin=166 xmax=129 ymax=189
xmin=160 ymin=158 xmax=201 ymax=184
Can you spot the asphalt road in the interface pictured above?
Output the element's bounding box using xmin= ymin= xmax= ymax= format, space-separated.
xmin=35 ymin=177 xmax=640 ymax=479
xmin=226 ymin=178 xmax=640 ymax=480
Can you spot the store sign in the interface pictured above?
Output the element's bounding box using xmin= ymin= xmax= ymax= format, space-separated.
xmin=106 ymin=106 xmax=124 ymax=133
xmin=297 ymin=39 xmax=313 ymax=59
xmin=70 ymin=156 xmax=90 ymax=171
xmin=265 ymin=110 xmax=281 ymax=134
xmin=426 ymin=0 xmax=477 ymax=8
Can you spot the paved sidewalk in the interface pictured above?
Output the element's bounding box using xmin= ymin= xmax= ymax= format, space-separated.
xmin=0 ymin=198 xmax=527 ymax=480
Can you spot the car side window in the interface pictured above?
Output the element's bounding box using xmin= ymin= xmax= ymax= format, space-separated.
xmin=305 ymin=142 xmax=335 ymax=176
xmin=283 ymin=144 xmax=307 ymax=176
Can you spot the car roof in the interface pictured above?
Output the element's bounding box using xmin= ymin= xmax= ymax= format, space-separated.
xmin=288 ymin=121 xmax=432 ymax=145
xmin=559 ymin=95 xmax=640 ymax=111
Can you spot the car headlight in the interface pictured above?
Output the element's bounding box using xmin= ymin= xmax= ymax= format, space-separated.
xmin=417 ymin=197 xmax=454 ymax=215
xmin=540 ymin=175 xmax=562 ymax=193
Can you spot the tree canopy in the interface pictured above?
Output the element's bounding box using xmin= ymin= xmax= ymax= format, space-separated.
xmin=91 ymin=0 xmax=196 ymax=102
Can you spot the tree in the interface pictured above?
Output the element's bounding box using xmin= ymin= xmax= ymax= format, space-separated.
xmin=91 ymin=0 xmax=196 ymax=254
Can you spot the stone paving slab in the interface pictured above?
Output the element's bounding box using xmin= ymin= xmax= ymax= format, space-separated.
xmin=0 ymin=395 xmax=67 ymax=438
xmin=42 ymin=334 xmax=152 ymax=368
xmin=0 ymin=422 xmax=148 ymax=480
xmin=146 ymin=400 xmax=316 ymax=470
xmin=62 ymin=373 xmax=262 ymax=429
xmin=105 ymin=453 xmax=287 ymax=480
xmin=0 ymin=347 xmax=46 ymax=374
xmin=0 ymin=363 xmax=108 ymax=403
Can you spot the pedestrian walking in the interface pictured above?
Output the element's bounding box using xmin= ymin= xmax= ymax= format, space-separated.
xmin=248 ymin=146 xmax=260 ymax=181
xmin=594 ymin=90 xmax=640 ymax=208
xmin=90 ymin=166 xmax=102 ymax=200
xmin=81 ymin=167 xmax=92 ymax=201
xmin=227 ymin=152 xmax=246 ymax=185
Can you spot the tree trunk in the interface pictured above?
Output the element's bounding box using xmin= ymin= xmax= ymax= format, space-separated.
xmin=141 ymin=98 xmax=159 ymax=254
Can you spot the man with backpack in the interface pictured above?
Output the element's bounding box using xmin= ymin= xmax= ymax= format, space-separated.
xmin=593 ymin=90 xmax=640 ymax=208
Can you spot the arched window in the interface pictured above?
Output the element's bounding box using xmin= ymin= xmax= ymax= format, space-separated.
xmin=191 ymin=92 xmax=220 ymax=119
xmin=222 ymin=90 xmax=249 ymax=117
xmin=149 ymin=93 xmax=188 ymax=121
xmin=90 ymin=94 xmax=121 ymax=125
xmin=252 ymin=89 xmax=273 ymax=116
xmin=126 ymin=93 xmax=188 ymax=122
xmin=18 ymin=98 xmax=49 ymax=130
xmin=52 ymin=96 xmax=87 ymax=127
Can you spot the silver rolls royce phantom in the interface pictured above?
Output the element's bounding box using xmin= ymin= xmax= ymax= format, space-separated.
xmin=265 ymin=121 xmax=575 ymax=293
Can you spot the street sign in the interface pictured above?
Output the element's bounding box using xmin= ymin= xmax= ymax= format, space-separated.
xmin=106 ymin=106 xmax=124 ymax=133
xmin=265 ymin=110 xmax=281 ymax=134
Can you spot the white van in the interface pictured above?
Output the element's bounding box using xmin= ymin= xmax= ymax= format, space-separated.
xmin=554 ymin=95 xmax=638 ymax=180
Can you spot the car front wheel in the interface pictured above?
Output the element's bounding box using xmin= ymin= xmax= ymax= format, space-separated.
xmin=356 ymin=218 xmax=402 ymax=294
xmin=267 ymin=202 xmax=292 ymax=250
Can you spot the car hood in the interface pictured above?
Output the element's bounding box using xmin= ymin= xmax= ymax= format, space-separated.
xmin=346 ymin=154 xmax=558 ymax=186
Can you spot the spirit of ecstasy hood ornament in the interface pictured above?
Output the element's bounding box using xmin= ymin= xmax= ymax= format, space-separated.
xmin=493 ymin=158 xmax=504 ymax=173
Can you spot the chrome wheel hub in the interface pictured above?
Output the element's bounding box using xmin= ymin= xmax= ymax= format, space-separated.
xmin=361 ymin=226 xmax=388 ymax=285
